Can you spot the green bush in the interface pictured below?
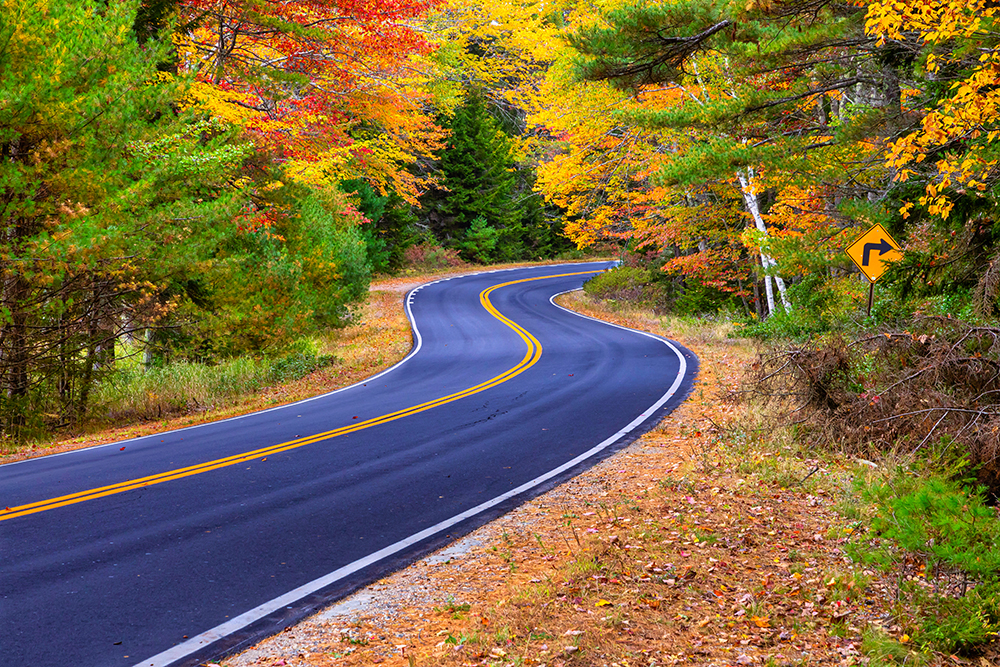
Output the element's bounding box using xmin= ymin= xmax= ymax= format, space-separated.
xmin=583 ymin=266 xmax=659 ymax=303
xmin=671 ymin=279 xmax=737 ymax=316
xmin=737 ymin=274 xmax=867 ymax=341
xmin=849 ymin=471 xmax=1000 ymax=654
xmin=851 ymin=472 xmax=1000 ymax=579
xmin=913 ymin=580 xmax=1000 ymax=653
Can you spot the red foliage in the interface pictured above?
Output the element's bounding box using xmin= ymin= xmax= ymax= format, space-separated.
xmin=180 ymin=0 xmax=445 ymax=169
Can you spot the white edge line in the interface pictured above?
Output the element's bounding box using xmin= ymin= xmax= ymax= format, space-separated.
xmin=0 ymin=291 xmax=424 ymax=468
xmin=133 ymin=281 xmax=688 ymax=667
xmin=2 ymin=262 xmax=609 ymax=468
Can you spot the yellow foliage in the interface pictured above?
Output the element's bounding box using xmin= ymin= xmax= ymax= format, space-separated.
xmin=867 ymin=0 xmax=1000 ymax=219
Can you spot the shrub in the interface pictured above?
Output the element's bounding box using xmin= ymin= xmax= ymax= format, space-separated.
xmin=849 ymin=472 xmax=1000 ymax=654
xmin=849 ymin=473 xmax=1000 ymax=582
xmin=744 ymin=319 xmax=1000 ymax=496
xmin=458 ymin=216 xmax=500 ymax=263
xmin=583 ymin=266 xmax=652 ymax=301
xmin=737 ymin=274 xmax=867 ymax=341
xmin=403 ymin=243 xmax=466 ymax=271
xmin=914 ymin=581 xmax=1000 ymax=654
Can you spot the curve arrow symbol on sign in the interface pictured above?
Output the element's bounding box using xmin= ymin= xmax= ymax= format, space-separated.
xmin=846 ymin=223 xmax=902 ymax=283
xmin=862 ymin=239 xmax=895 ymax=266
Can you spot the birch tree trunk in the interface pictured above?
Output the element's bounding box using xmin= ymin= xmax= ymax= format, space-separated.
xmin=737 ymin=168 xmax=792 ymax=314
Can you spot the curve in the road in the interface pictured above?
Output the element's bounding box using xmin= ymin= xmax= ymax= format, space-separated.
xmin=1 ymin=263 xmax=698 ymax=667
xmin=0 ymin=271 xmax=580 ymax=524
xmin=138 ymin=278 xmax=692 ymax=667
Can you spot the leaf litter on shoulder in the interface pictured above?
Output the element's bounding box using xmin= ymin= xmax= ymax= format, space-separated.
xmin=221 ymin=293 xmax=1000 ymax=667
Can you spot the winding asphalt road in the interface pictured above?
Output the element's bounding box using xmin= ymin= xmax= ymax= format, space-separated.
xmin=0 ymin=262 xmax=697 ymax=667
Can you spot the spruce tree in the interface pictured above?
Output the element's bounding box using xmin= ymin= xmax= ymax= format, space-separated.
xmin=423 ymin=89 xmax=520 ymax=257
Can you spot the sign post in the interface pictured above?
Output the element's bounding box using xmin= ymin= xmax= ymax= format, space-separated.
xmin=846 ymin=223 xmax=903 ymax=316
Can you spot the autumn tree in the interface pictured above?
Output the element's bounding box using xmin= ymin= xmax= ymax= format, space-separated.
xmin=560 ymin=0 xmax=911 ymax=316
xmin=177 ymin=0 xmax=447 ymax=204
xmin=0 ymin=0 xmax=248 ymax=435
xmin=866 ymin=0 xmax=1000 ymax=315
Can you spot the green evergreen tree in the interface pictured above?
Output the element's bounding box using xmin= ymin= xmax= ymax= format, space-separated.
xmin=459 ymin=216 xmax=500 ymax=263
xmin=422 ymin=89 xmax=519 ymax=259
xmin=340 ymin=179 xmax=417 ymax=274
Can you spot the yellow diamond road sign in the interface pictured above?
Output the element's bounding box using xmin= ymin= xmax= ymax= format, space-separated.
xmin=846 ymin=223 xmax=903 ymax=283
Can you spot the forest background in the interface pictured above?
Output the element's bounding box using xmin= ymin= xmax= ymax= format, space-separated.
xmin=4 ymin=0 xmax=1000 ymax=662
xmin=1 ymin=0 xmax=996 ymax=439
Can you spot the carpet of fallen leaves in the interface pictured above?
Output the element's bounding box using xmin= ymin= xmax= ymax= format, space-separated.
xmin=220 ymin=292 xmax=1000 ymax=667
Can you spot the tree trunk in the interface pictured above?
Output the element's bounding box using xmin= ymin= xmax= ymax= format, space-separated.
xmin=5 ymin=274 xmax=30 ymax=406
xmin=753 ymin=278 xmax=763 ymax=320
xmin=1 ymin=214 xmax=32 ymax=434
xmin=737 ymin=277 xmax=751 ymax=318
xmin=737 ymin=168 xmax=791 ymax=314
xmin=144 ymin=328 xmax=155 ymax=369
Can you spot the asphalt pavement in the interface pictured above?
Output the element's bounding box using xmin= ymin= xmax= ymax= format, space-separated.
xmin=0 ymin=262 xmax=698 ymax=667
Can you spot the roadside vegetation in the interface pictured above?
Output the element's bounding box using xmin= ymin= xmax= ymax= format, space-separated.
xmin=575 ymin=254 xmax=1000 ymax=664
xmin=6 ymin=0 xmax=1000 ymax=663
xmin=562 ymin=289 xmax=1000 ymax=665
xmin=0 ymin=264 xmax=496 ymax=461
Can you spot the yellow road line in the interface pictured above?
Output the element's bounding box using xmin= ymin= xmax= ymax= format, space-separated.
xmin=1 ymin=271 xmax=593 ymax=522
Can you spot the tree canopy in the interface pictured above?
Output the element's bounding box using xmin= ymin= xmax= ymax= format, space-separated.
xmin=3 ymin=0 xmax=1000 ymax=437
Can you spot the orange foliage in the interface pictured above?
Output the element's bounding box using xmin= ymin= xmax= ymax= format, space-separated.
xmin=179 ymin=0 xmax=446 ymax=202
xmin=868 ymin=0 xmax=1000 ymax=219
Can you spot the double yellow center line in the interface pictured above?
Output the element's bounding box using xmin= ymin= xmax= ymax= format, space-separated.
xmin=1 ymin=271 xmax=592 ymax=523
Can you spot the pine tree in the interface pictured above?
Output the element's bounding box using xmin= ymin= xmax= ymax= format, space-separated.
xmin=422 ymin=89 xmax=520 ymax=258
xmin=0 ymin=0 xmax=247 ymax=434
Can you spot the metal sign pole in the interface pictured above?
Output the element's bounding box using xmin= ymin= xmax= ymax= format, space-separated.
xmin=867 ymin=281 xmax=874 ymax=317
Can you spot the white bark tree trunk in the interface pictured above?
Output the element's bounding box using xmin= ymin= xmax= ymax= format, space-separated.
xmin=737 ymin=168 xmax=791 ymax=314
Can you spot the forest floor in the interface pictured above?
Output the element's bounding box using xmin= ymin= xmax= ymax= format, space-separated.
xmin=12 ymin=265 xmax=999 ymax=666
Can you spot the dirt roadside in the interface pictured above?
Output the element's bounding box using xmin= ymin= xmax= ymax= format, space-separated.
xmin=219 ymin=294 xmax=963 ymax=667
